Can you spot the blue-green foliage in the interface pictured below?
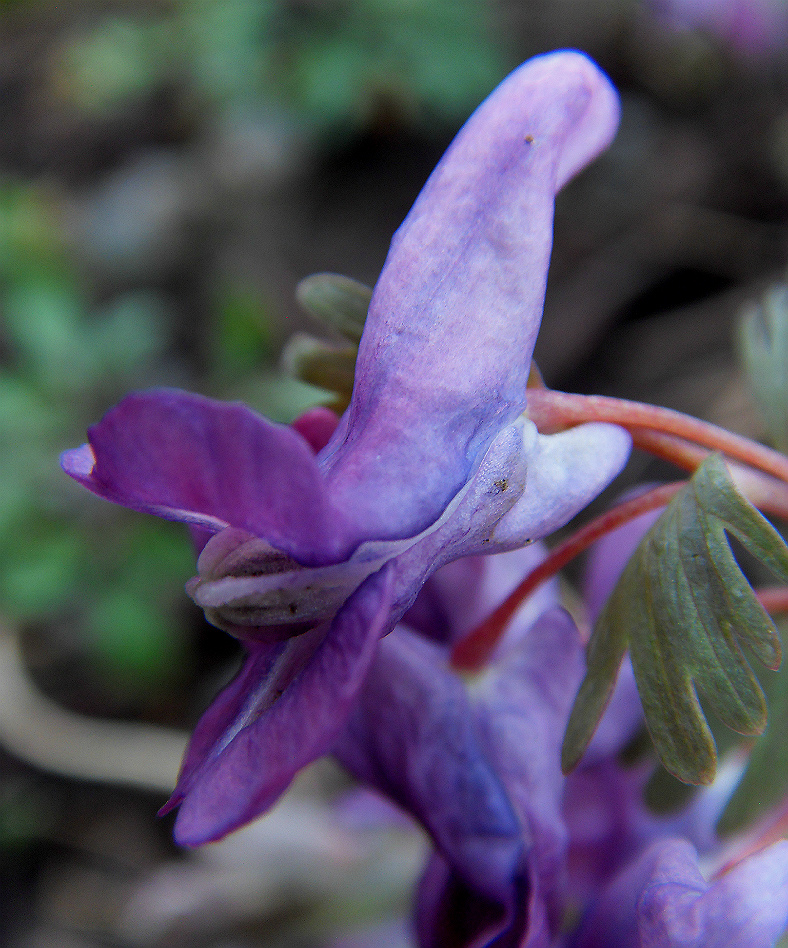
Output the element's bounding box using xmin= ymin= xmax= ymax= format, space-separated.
xmin=739 ymin=278 xmax=788 ymax=454
xmin=0 ymin=182 xmax=195 ymax=693
xmin=53 ymin=0 xmax=508 ymax=133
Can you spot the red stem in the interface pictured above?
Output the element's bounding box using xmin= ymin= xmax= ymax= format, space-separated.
xmin=715 ymin=795 xmax=788 ymax=880
xmin=757 ymin=587 xmax=788 ymax=616
xmin=450 ymin=482 xmax=684 ymax=672
xmin=527 ymin=390 xmax=788 ymax=486
xmin=630 ymin=429 xmax=788 ymax=519
xmin=451 ymin=389 xmax=788 ymax=673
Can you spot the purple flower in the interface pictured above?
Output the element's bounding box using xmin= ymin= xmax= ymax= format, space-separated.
xmin=61 ymin=51 xmax=631 ymax=846
xmin=334 ymin=537 xmax=788 ymax=946
xmin=335 ymin=545 xmax=581 ymax=947
xmin=648 ymin=0 xmax=788 ymax=54
xmin=572 ymin=838 xmax=788 ymax=948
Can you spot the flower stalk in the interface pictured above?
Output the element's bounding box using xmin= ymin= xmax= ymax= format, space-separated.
xmin=452 ymin=388 xmax=788 ymax=673
xmin=451 ymin=481 xmax=685 ymax=671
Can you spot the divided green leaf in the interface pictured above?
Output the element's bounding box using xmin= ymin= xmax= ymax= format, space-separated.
xmin=562 ymin=453 xmax=788 ymax=785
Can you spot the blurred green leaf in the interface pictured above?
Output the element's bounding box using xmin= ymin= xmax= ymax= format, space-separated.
xmin=0 ymin=182 xmax=68 ymax=279
xmin=562 ymin=454 xmax=788 ymax=785
xmin=55 ymin=16 xmax=171 ymax=115
xmin=236 ymin=371 xmax=334 ymax=424
xmin=82 ymin=518 xmax=194 ymax=689
xmin=86 ymin=588 xmax=187 ymax=689
xmin=213 ymin=282 xmax=276 ymax=374
xmin=4 ymin=279 xmax=88 ymax=387
xmin=288 ymin=35 xmax=375 ymax=126
xmin=4 ymin=281 xmax=170 ymax=395
xmin=180 ymin=0 xmax=276 ymax=104
xmin=55 ymin=0 xmax=508 ymax=132
xmin=0 ymin=175 xmax=195 ymax=702
xmin=0 ymin=523 xmax=89 ymax=618
xmin=739 ymin=281 xmax=788 ymax=453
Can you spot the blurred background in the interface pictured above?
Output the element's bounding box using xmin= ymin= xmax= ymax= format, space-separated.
xmin=0 ymin=1 xmax=787 ymax=945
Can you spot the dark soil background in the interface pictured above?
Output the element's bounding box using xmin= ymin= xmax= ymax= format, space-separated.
xmin=1 ymin=1 xmax=787 ymax=946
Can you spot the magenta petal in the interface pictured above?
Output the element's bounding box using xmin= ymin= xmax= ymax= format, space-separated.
xmin=322 ymin=51 xmax=620 ymax=543
xmin=61 ymin=389 xmax=352 ymax=563
xmin=171 ymin=564 xmax=395 ymax=846
xmin=291 ymin=405 xmax=340 ymax=453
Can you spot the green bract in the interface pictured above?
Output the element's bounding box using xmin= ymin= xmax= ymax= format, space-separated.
xmin=296 ymin=273 xmax=372 ymax=345
xmin=283 ymin=273 xmax=372 ymax=407
xmin=562 ymin=453 xmax=788 ymax=785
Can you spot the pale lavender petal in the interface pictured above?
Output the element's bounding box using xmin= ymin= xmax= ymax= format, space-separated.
xmin=562 ymin=759 xmax=655 ymax=906
xmin=355 ymin=420 xmax=537 ymax=626
xmin=170 ymin=564 xmax=395 ymax=846
xmin=365 ymin=418 xmax=543 ymax=619
xmin=640 ymin=840 xmax=788 ymax=948
xmin=574 ymin=838 xmax=788 ymax=948
xmin=573 ymin=839 xmax=678 ymax=948
xmin=354 ymin=420 xmax=627 ymax=607
xmin=61 ymin=389 xmax=352 ymax=564
xmin=360 ymin=421 xmax=627 ymax=627
xmin=490 ymin=423 xmax=632 ymax=550
xmin=401 ymin=558 xmax=487 ymax=642
xmin=404 ymin=545 xmax=557 ymax=646
xmin=322 ymin=52 xmax=621 ymax=544
xmin=416 ymin=545 xmax=558 ymax=646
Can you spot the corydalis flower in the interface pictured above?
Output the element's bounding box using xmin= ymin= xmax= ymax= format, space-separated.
xmin=61 ymin=51 xmax=631 ymax=846
xmin=335 ymin=534 xmax=788 ymax=947
xmin=648 ymin=0 xmax=788 ymax=54
xmin=335 ymin=546 xmax=580 ymax=948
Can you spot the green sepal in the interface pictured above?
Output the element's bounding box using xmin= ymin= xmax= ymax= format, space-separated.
xmin=281 ymin=333 xmax=357 ymax=401
xmin=562 ymin=453 xmax=788 ymax=785
xmin=295 ymin=273 xmax=372 ymax=344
